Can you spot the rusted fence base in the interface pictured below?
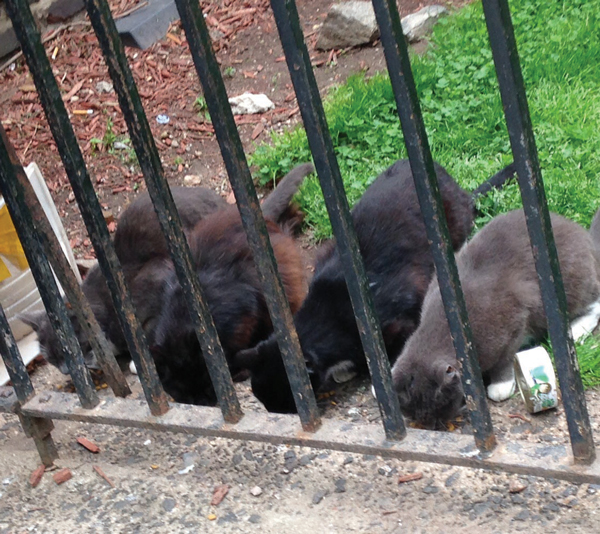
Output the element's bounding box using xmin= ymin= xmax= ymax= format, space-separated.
xmin=21 ymin=391 xmax=600 ymax=484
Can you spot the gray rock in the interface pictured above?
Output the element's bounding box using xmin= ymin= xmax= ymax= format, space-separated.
xmin=401 ymin=5 xmax=448 ymax=43
xmin=248 ymin=514 xmax=261 ymax=524
xmin=316 ymin=1 xmax=380 ymax=51
xmin=422 ymin=485 xmax=439 ymax=494
xmin=116 ymin=0 xmax=180 ymax=50
xmin=162 ymin=498 xmax=176 ymax=512
xmin=95 ymin=81 xmax=114 ymax=94
xmin=217 ymin=511 xmax=238 ymax=524
xmin=229 ymin=93 xmax=275 ymax=115
xmin=513 ymin=509 xmax=530 ymax=521
xmin=312 ymin=489 xmax=328 ymax=505
xmin=334 ymin=478 xmax=347 ymax=493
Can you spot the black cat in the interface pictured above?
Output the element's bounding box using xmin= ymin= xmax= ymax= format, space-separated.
xmin=151 ymin=164 xmax=314 ymax=405
xmin=235 ymin=159 xmax=474 ymax=413
xmin=21 ymin=186 xmax=227 ymax=373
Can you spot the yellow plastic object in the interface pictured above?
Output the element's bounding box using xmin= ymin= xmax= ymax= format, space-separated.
xmin=0 ymin=204 xmax=28 ymax=282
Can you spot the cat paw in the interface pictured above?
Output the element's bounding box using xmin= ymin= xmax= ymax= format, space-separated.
xmin=129 ymin=360 xmax=138 ymax=375
xmin=571 ymin=301 xmax=600 ymax=341
xmin=487 ymin=379 xmax=516 ymax=402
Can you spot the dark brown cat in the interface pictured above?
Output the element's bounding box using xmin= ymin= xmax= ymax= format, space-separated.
xmin=150 ymin=164 xmax=314 ymax=405
xmin=392 ymin=209 xmax=600 ymax=428
xmin=21 ymin=186 xmax=227 ymax=373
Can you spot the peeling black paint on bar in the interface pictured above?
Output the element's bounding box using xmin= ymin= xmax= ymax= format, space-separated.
xmin=0 ymin=127 xmax=131 ymax=399
xmin=174 ymin=0 xmax=320 ymax=431
xmin=5 ymin=0 xmax=169 ymax=417
xmin=269 ymin=0 xmax=405 ymax=441
xmin=481 ymin=0 xmax=595 ymax=464
xmin=82 ymin=0 xmax=244 ymax=423
xmin=369 ymin=0 xmax=495 ymax=451
xmin=0 ymin=130 xmax=99 ymax=410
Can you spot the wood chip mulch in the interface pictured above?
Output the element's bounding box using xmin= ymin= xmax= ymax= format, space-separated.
xmin=0 ymin=0 xmax=285 ymax=197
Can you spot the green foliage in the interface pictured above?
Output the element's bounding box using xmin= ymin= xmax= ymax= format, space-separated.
xmin=91 ymin=117 xmax=116 ymax=152
xmin=250 ymin=0 xmax=600 ymax=239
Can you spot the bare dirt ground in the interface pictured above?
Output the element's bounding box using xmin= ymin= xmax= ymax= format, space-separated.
xmin=3 ymin=0 xmax=600 ymax=532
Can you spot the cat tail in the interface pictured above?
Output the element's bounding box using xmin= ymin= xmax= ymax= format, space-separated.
xmin=260 ymin=162 xmax=314 ymax=233
xmin=471 ymin=162 xmax=517 ymax=199
xmin=590 ymin=209 xmax=600 ymax=251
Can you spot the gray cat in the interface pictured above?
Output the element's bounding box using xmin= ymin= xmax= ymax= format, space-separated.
xmin=391 ymin=208 xmax=600 ymax=428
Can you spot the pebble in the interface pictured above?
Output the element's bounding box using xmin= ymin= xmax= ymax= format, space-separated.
xmin=250 ymin=486 xmax=263 ymax=497
xmin=513 ymin=510 xmax=530 ymax=521
xmin=312 ymin=489 xmax=327 ymax=505
xmin=509 ymin=479 xmax=528 ymax=494
xmin=248 ymin=514 xmax=261 ymax=524
xmin=422 ymin=485 xmax=439 ymax=494
xmin=334 ymin=478 xmax=347 ymax=493
xmin=162 ymin=498 xmax=176 ymax=512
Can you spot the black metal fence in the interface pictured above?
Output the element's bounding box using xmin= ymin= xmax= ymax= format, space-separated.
xmin=0 ymin=0 xmax=597 ymax=482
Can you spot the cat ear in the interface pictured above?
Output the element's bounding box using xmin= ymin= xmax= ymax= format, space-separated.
xmin=18 ymin=310 xmax=47 ymax=332
xmin=235 ymin=347 xmax=262 ymax=371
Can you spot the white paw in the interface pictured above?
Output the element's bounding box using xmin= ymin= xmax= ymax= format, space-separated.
xmin=129 ymin=360 xmax=138 ymax=375
xmin=487 ymin=379 xmax=516 ymax=402
xmin=571 ymin=301 xmax=600 ymax=341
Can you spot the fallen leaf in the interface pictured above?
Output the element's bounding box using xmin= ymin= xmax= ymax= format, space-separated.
xmin=210 ymin=484 xmax=229 ymax=506
xmin=251 ymin=122 xmax=264 ymax=140
xmin=509 ymin=479 xmax=528 ymax=494
xmin=398 ymin=472 xmax=423 ymax=484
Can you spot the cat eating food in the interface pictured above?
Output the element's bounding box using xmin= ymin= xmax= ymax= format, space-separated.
xmin=392 ymin=209 xmax=600 ymax=429
xmin=150 ymin=163 xmax=314 ymax=405
xmin=20 ymin=186 xmax=227 ymax=374
xmin=235 ymin=159 xmax=474 ymax=413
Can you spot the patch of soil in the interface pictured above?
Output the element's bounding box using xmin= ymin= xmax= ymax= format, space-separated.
xmin=0 ymin=0 xmax=469 ymax=258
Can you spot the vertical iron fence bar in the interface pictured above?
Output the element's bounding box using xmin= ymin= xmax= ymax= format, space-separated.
xmin=173 ymin=0 xmax=321 ymax=431
xmin=370 ymin=0 xmax=495 ymax=451
xmin=270 ymin=0 xmax=405 ymax=441
xmin=83 ymin=0 xmax=244 ymax=423
xmin=5 ymin=0 xmax=169 ymax=416
xmin=0 ymin=129 xmax=99 ymax=409
xmin=481 ymin=0 xmax=595 ymax=463
xmin=0 ymin=127 xmax=130 ymax=398
xmin=0 ymin=304 xmax=59 ymax=465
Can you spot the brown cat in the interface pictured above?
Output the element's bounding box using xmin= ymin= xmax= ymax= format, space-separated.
xmin=391 ymin=209 xmax=600 ymax=428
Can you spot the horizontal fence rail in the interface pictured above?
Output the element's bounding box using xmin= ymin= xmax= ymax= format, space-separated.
xmin=0 ymin=0 xmax=596 ymax=480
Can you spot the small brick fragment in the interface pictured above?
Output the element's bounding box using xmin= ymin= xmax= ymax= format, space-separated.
xmin=210 ymin=484 xmax=229 ymax=506
xmin=53 ymin=468 xmax=72 ymax=485
xmin=29 ymin=465 xmax=45 ymax=488
xmin=77 ymin=437 xmax=100 ymax=453
xmin=398 ymin=472 xmax=423 ymax=484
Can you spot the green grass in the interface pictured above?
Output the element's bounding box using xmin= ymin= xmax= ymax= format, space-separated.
xmin=251 ymin=0 xmax=600 ymax=238
xmin=250 ymin=0 xmax=600 ymax=387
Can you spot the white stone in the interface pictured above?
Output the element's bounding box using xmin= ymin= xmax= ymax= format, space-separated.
xmin=183 ymin=175 xmax=202 ymax=186
xmin=316 ymin=1 xmax=379 ymax=50
xmin=96 ymin=81 xmax=114 ymax=94
xmin=250 ymin=486 xmax=263 ymax=496
xmin=228 ymin=92 xmax=275 ymax=115
xmin=401 ymin=5 xmax=448 ymax=43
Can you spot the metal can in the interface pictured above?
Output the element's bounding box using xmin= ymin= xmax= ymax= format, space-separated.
xmin=514 ymin=346 xmax=559 ymax=414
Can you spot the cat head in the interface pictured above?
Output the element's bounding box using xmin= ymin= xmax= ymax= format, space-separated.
xmin=19 ymin=308 xmax=98 ymax=374
xmin=392 ymin=357 xmax=465 ymax=429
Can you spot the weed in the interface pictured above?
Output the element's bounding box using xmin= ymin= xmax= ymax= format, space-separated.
xmin=223 ymin=66 xmax=236 ymax=78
